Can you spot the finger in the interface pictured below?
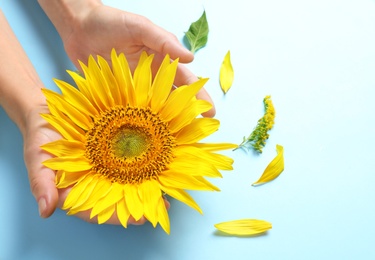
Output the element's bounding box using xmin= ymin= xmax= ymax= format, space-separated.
xmin=174 ymin=63 xmax=216 ymax=117
xmin=140 ymin=18 xmax=194 ymax=63
xmin=25 ymin=144 xmax=59 ymax=218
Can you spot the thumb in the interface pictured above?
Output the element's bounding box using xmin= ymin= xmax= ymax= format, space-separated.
xmin=141 ymin=19 xmax=194 ymax=63
xmin=24 ymin=139 xmax=59 ymax=218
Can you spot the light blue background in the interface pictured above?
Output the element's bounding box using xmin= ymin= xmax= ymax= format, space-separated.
xmin=1 ymin=0 xmax=375 ymax=259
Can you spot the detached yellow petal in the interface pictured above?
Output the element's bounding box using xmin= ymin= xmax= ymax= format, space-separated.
xmin=219 ymin=50 xmax=234 ymax=94
xmin=252 ymin=144 xmax=284 ymax=186
xmin=215 ymin=219 xmax=272 ymax=236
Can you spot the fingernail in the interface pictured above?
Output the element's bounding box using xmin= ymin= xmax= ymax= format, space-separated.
xmin=38 ymin=198 xmax=47 ymax=217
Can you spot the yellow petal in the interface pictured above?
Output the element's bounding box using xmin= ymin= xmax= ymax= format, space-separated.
xmin=41 ymin=139 xmax=85 ymax=157
xmin=134 ymin=53 xmax=153 ymax=107
xmin=252 ymin=144 xmax=284 ymax=186
xmin=190 ymin=142 xmax=239 ymax=152
xmin=53 ymin=78 xmax=98 ymax=117
xmin=140 ymin=180 xmax=161 ymax=227
xmin=160 ymin=186 xmax=203 ymax=214
xmin=150 ymin=56 xmax=178 ymax=112
xmin=68 ymin=177 xmax=111 ymax=214
xmin=175 ymin=118 xmax=220 ymax=145
xmin=167 ymin=157 xmax=222 ymax=178
xmin=159 ymin=172 xmax=220 ymax=191
xmin=90 ymin=182 xmax=123 ymax=219
xmin=63 ymin=174 xmax=93 ymax=209
xmin=110 ymin=49 xmax=134 ymax=106
xmin=77 ymin=59 xmax=108 ymax=112
xmin=43 ymin=156 xmax=92 ymax=172
xmin=44 ymin=98 xmax=90 ymax=134
xmin=97 ymin=55 xmax=122 ymax=105
xmin=215 ymin=219 xmax=272 ymax=236
xmin=87 ymin=55 xmax=115 ymax=109
xmin=156 ymin=197 xmax=170 ymax=234
xmin=66 ymin=175 xmax=99 ymax=211
xmin=55 ymin=170 xmax=64 ymax=185
xmin=169 ymin=99 xmax=212 ymax=133
xmin=124 ymin=184 xmax=144 ymax=221
xmin=116 ymin=198 xmax=131 ymax=228
xmin=116 ymin=52 xmax=136 ymax=106
xmin=219 ymin=50 xmax=234 ymax=94
xmin=173 ymin=145 xmax=234 ymax=171
xmin=67 ymin=70 xmax=92 ymax=102
xmin=159 ymin=78 xmax=208 ymax=122
xmin=56 ymin=170 xmax=87 ymax=188
xmin=97 ymin=204 xmax=116 ymax=224
xmin=41 ymin=113 xmax=85 ymax=142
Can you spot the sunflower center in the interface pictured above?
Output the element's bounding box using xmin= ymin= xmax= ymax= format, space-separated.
xmin=111 ymin=127 xmax=149 ymax=158
xmin=85 ymin=106 xmax=175 ymax=184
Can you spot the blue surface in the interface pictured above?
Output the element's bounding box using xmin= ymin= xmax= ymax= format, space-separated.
xmin=1 ymin=0 xmax=375 ymax=259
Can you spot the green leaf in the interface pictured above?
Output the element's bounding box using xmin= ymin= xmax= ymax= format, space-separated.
xmin=184 ymin=11 xmax=209 ymax=54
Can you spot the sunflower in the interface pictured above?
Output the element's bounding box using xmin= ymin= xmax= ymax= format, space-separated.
xmin=41 ymin=50 xmax=236 ymax=234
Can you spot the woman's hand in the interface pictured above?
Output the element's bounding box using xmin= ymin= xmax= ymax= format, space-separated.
xmin=38 ymin=0 xmax=215 ymax=117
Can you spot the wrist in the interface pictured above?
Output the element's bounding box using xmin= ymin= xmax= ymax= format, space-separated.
xmin=0 ymin=10 xmax=47 ymax=136
xmin=38 ymin=0 xmax=102 ymax=41
xmin=0 ymin=81 xmax=46 ymax=136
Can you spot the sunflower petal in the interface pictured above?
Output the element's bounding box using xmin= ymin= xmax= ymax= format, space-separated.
xmin=117 ymin=198 xmax=131 ymax=228
xmin=115 ymin=52 xmax=136 ymax=106
xmin=219 ymin=50 xmax=234 ymax=94
xmin=190 ymin=142 xmax=239 ymax=152
xmin=86 ymin=55 xmax=115 ymax=109
xmin=41 ymin=114 xmax=85 ymax=142
xmin=173 ymin=145 xmax=234 ymax=171
xmin=167 ymin=157 xmax=222 ymax=178
xmin=140 ymin=180 xmax=161 ymax=227
xmin=41 ymin=139 xmax=85 ymax=157
xmin=169 ymin=99 xmax=212 ymax=133
xmin=134 ymin=54 xmax=153 ymax=107
xmin=159 ymin=172 xmax=219 ymax=191
xmin=56 ymin=170 xmax=87 ymax=188
xmin=252 ymin=144 xmax=284 ymax=186
xmin=97 ymin=204 xmax=116 ymax=224
xmin=65 ymin=175 xmax=99 ymax=211
xmin=97 ymin=55 xmax=122 ymax=105
xmin=78 ymin=60 xmax=108 ymax=112
xmin=91 ymin=182 xmax=124 ymax=219
xmin=175 ymin=118 xmax=220 ymax=144
xmin=54 ymin=78 xmax=98 ymax=117
xmin=68 ymin=67 xmax=99 ymax=111
xmin=63 ymin=174 xmax=93 ymax=209
xmin=43 ymin=156 xmax=91 ymax=172
xmin=45 ymin=99 xmax=87 ymax=137
xmin=215 ymin=219 xmax=272 ymax=236
xmin=161 ymin=186 xmax=203 ymax=214
xmin=150 ymin=56 xmax=178 ymax=112
xmin=55 ymin=170 xmax=64 ymax=185
xmin=124 ymin=184 xmax=144 ymax=221
xmin=68 ymin=177 xmax=111 ymax=214
xmin=157 ymin=197 xmax=170 ymax=234
xmin=42 ymin=88 xmax=91 ymax=130
xmin=159 ymin=78 xmax=208 ymax=121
